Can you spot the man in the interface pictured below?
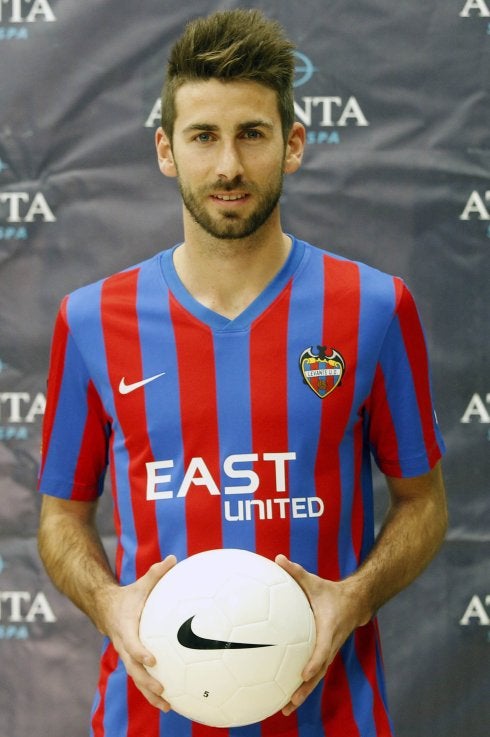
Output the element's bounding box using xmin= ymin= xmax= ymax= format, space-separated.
xmin=38 ymin=9 xmax=448 ymax=737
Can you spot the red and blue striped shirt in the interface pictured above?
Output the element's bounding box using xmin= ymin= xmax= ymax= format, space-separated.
xmin=39 ymin=238 xmax=445 ymax=737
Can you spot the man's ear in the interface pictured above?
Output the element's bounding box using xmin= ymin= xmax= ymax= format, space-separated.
xmin=284 ymin=122 xmax=306 ymax=175
xmin=155 ymin=127 xmax=177 ymax=177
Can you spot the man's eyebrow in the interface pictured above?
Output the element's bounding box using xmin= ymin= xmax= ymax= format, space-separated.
xmin=182 ymin=120 xmax=274 ymax=134
xmin=237 ymin=119 xmax=274 ymax=131
xmin=182 ymin=123 xmax=220 ymax=134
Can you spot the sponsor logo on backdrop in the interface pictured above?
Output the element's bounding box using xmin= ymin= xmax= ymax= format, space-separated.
xmin=459 ymin=0 xmax=490 ymax=35
xmin=459 ymin=0 xmax=490 ymax=16
xmin=0 ymin=555 xmax=57 ymax=640
xmin=460 ymin=392 xmax=490 ymax=423
xmin=459 ymin=594 xmax=490 ymax=642
xmin=145 ymin=51 xmax=369 ymax=146
xmin=460 ymin=392 xmax=490 ymax=442
xmin=0 ymin=391 xmax=45 ymax=440
xmin=292 ymin=52 xmax=369 ymax=145
xmin=0 ymin=360 xmax=46 ymax=440
xmin=0 ymin=190 xmax=56 ymax=241
xmin=459 ymin=190 xmax=490 ymax=239
xmin=0 ymin=0 xmax=56 ymax=40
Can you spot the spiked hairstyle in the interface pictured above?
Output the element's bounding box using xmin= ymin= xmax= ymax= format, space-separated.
xmin=161 ymin=9 xmax=296 ymax=142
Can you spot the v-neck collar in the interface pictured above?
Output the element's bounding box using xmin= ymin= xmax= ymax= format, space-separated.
xmin=159 ymin=237 xmax=306 ymax=332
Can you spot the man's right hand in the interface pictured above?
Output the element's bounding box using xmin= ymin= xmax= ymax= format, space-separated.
xmin=100 ymin=556 xmax=178 ymax=711
xmin=38 ymin=497 xmax=178 ymax=711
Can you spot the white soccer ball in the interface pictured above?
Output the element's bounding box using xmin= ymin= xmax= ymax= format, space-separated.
xmin=139 ymin=548 xmax=316 ymax=727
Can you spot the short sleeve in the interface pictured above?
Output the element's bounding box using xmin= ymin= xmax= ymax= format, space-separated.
xmin=38 ymin=297 xmax=110 ymax=500
xmin=365 ymin=279 xmax=445 ymax=478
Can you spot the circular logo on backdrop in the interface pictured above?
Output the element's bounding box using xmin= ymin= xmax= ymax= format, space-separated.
xmin=293 ymin=52 xmax=317 ymax=87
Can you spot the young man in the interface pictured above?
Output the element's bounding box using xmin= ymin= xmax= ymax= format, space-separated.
xmin=38 ymin=9 xmax=447 ymax=737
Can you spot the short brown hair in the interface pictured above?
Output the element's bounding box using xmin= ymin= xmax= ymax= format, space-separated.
xmin=161 ymin=9 xmax=296 ymax=142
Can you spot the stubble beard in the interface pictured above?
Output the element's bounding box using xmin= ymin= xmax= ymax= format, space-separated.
xmin=177 ymin=172 xmax=284 ymax=241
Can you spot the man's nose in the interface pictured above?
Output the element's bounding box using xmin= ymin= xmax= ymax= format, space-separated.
xmin=215 ymin=141 xmax=244 ymax=181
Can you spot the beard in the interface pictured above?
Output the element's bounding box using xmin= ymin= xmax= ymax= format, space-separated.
xmin=177 ymin=171 xmax=284 ymax=240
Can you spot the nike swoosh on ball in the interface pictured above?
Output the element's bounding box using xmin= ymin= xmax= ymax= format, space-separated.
xmin=177 ymin=616 xmax=274 ymax=650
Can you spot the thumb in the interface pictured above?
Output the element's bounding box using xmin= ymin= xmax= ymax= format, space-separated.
xmin=143 ymin=554 xmax=178 ymax=591
xmin=137 ymin=555 xmax=177 ymax=666
xmin=275 ymin=554 xmax=307 ymax=586
xmin=150 ymin=554 xmax=177 ymax=576
xmin=139 ymin=556 xmax=177 ymax=619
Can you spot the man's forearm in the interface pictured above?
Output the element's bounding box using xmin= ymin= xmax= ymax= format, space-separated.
xmin=343 ymin=462 xmax=448 ymax=627
xmin=38 ymin=495 xmax=178 ymax=711
xmin=38 ymin=496 xmax=118 ymax=634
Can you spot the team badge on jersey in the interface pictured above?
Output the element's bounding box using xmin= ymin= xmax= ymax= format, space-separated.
xmin=299 ymin=345 xmax=345 ymax=399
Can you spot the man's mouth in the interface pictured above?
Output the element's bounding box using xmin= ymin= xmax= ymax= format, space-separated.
xmin=212 ymin=193 xmax=248 ymax=202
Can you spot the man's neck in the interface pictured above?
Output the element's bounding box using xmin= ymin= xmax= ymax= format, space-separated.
xmin=173 ymin=218 xmax=292 ymax=320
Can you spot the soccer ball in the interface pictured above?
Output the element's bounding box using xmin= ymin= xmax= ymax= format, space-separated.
xmin=139 ymin=548 xmax=316 ymax=727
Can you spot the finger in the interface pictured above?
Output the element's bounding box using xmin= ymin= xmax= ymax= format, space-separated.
xmin=119 ymin=620 xmax=156 ymax=667
xmin=144 ymin=690 xmax=172 ymax=712
xmin=301 ymin=616 xmax=337 ymax=681
xmin=302 ymin=629 xmax=333 ymax=681
xmin=282 ymin=669 xmax=327 ymax=716
xmin=275 ymin=554 xmax=307 ymax=586
xmin=144 ymin=555 xmax=178 ymax=589
xmin=126 ymin=656 xmax=169 ymax=709
xmin=135 ymin=670 xmax=172 ymax=712
xmin=134 ymin=555 xmax=178 ymax=666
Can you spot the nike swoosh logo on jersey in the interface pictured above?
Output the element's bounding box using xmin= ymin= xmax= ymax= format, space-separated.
xmin=118 ymin=372 xmax=166 ymax=395
xmin=177 ymin=616 xmax=274 ymax=651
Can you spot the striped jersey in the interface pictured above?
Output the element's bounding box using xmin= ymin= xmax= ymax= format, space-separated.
xmin=38 ymin=238 xmax=445 ymax=737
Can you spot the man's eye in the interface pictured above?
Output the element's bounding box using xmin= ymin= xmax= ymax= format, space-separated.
xmin=243 ymin=130 xmax=262 ymax=139
xmin=195 ymin=133 xmax=213 ymax=143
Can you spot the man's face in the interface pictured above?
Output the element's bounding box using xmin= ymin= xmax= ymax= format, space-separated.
xmin=160 ymin=79 xmax=297 ymax=240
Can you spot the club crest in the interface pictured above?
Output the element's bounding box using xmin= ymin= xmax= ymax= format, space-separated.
xmin=299 ymin=345 xmax=345 ymax=399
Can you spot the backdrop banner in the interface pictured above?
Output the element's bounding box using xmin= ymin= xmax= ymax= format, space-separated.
xmin=0 ymin=2 xmax=488 ymax=736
